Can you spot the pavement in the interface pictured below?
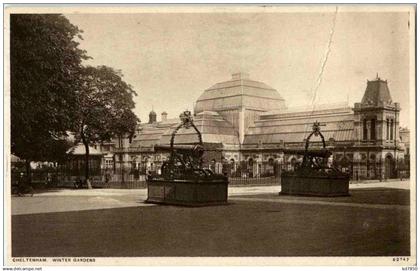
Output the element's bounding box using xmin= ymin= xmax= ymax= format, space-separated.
xmin=10 ymin=181 xmax=412 ymax=257
xmin=11 ymin=180 xmax=411 ymax=215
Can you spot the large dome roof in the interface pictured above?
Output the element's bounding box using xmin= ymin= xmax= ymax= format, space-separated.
xmin=194 ymin=73 xmax=286 ymax=113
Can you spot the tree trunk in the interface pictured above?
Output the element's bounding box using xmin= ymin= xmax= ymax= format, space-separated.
xmin=25 ymin=159 xmax=32 ymax=185
xmin=119 ymin=136 xmax=125 ymax=184
xmin=81 ymin=132 xmax=93 ymax=189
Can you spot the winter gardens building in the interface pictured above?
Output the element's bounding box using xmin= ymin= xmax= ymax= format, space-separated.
xmin=100 ymin=72 xmax=409 ymax=181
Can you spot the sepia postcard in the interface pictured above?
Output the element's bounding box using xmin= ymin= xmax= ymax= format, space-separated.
xmin=3 ymin=3 xmax=417 ymax=268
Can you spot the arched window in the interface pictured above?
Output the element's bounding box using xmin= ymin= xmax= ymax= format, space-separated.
xmin=370 ymin=118 xmax=376 ymax=140
xmin=248 ymin=158 xmax=253 ymax=167
xmin=390 ymin=119 xmax=394 ymax=140
xmin=290 ymin=158 xmax=297 ymax=171
xmin=210 ymin=159 xmax=216 ymax=172
xmin=363 ymin=119 xmax=368 ymax=140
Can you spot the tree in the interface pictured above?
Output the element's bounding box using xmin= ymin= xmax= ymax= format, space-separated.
xmin=10 ymin=14 xmax=88 ymax=183
xmin=74 ymin=65 xmax=139 ymax=187
xmin=44 ymin=138 xmax=73 ymax=164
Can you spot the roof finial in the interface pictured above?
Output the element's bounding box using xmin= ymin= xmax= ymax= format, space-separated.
xmin=376 ymin=73 xmax=380 ymax=80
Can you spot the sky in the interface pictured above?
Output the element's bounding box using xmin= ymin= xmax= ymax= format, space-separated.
xmin=65 ymin=6 xmax=413 ymax=127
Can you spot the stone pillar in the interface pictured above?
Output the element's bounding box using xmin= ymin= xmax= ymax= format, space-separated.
xmin=238 ymin=108 xmax=245 ymax=144
xmin=353 ymin=152 xmax=360 ymax=181
xmin=255 ymin=155 xmax=263 ymax=177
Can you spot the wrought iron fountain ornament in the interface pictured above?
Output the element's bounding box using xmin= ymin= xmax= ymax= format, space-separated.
xmin=146 ymin=110 xmax=229 ymax=206
xmin=156 ymin=110 xmax=222 ymax=181
xmin=281 ymin=121 xmax=350 ymax=196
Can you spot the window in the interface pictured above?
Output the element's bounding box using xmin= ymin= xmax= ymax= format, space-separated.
xmin=105 ymin=159 xmax=113 ymax=168
xmin=390 ymin=119 xmax=394 ymax=140
xmin=370 ymin=118 xmax=376 ymax=140
xmin=362 ymin=119 xmax=367 ymax=140
xmin=386 ymin=119 xmax=389 ymax=140
xmin=290 ymin=158 xmax=297 ymax=171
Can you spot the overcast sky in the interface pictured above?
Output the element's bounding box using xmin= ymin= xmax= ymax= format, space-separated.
xmin=65 ymin=6 xmax=413 ymax=127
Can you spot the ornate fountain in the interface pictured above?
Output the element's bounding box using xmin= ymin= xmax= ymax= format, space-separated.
xmin=280 ymin=121 xmax=350 ymax=196
xmin=146 ymin=110 xmax=229 ymax=206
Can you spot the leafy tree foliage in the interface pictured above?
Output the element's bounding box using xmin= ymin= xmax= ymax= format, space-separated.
xmin=11 ymin=15 xmax=139 ymax=186
xmin=74 ymin=65 xmax=139 ymax=184
xmin=10 ymin=14 xmax=88 ymax=182
xmin=44 ymin=138 xmax=73 ymax=164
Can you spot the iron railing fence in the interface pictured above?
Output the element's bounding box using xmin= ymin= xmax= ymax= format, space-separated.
xmin=10 ymin=158 xmax=410 ymax=189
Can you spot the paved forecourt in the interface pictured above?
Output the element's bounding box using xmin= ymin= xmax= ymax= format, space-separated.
xmin=11 ymin=181 xmax=411 ymax=257
xmin=11 ymin=180 xmax=410 ymax=215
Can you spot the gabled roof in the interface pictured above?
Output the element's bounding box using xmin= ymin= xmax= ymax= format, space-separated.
xmin=67 ymin=143 xmax=103 ymax=156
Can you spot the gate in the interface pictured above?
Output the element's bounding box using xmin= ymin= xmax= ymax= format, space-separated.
xmin=385 ymin=155 xmax=396 ymax=179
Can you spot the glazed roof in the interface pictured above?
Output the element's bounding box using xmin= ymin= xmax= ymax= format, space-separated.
xmin=195 ymin=73 xmax=286 ymax=113
xmin=129 ymin=111 xmax=239 ymax=151
xmin=243 ymin=105 xmax=355 ymax=147
xmin=130 ymin=118 xmax=178 ymax=149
